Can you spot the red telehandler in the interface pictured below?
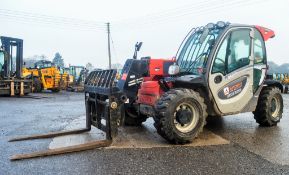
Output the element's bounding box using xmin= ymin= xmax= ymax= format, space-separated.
xmin=9 ymin=22 xmax=283 ymax=160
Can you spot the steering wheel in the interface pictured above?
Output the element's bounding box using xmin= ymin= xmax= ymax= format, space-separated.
xmin=215 ymin=57 xmax=225 ymax=64
xmin=188 ymin=52 xmax=208 ymax=68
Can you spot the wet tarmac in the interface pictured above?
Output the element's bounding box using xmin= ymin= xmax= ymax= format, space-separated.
xmin=0 ymin=91 xmax=289 ymax=174
xmin=206 ymin=94 xmax=289 ymax=166
xmin=49 ymin=117 xmax=229 ymax=149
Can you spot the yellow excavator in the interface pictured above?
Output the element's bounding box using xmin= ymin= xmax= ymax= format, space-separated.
xmin=66 ymin=65 xmax=88 ymax=92
xmin=23 ymin=60 xmax=61 ymax=92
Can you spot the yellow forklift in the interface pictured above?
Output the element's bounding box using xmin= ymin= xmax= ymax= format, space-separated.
xmin=0 ymin=36 xmax=31 ymax=96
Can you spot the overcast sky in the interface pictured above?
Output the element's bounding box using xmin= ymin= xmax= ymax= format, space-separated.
xmin=0 ymin=0 xmax=288 ymax=68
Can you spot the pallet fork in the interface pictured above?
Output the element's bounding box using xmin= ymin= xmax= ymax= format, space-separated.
xmin=9 ymin=69 xmax=125 ymax=160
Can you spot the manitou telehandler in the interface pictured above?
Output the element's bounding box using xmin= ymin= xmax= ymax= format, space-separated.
xmin=9 ymin=22 xmax=284 ymax=160
xmin=0 ymin=36 xmax=31 ymax=96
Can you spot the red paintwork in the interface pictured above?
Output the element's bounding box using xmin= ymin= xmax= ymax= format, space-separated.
xmin=121 ymin=73 xmax=128 ymax=80
xmin=148 ymin=58 xmax=175 ymax=80
xmin=255 ymin=25 xmax=275 ymax=41
xmin=137 ymin=58 xmax=175 ymax=105
xmin=137 ymin=81 xmax=163 ymax=106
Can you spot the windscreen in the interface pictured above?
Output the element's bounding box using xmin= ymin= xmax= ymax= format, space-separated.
xmin=70 ymin=67 xmax=83 ymax=80
xmin=35 ymin=62 xmax=52 ymax=68
xmin=75 ymin=67 xmax=83 ymax=80
xmin=177 ymin=26 xmax=225 ymax=74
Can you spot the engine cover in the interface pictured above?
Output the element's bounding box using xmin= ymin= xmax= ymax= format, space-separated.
xmin=137 ymin=81 xmax=164 ymax=106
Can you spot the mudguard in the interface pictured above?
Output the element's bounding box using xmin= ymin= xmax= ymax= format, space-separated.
xmin=264 ymin=79 xmax=283 ymax=93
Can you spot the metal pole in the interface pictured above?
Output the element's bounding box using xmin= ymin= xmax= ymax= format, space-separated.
xmin=107 ymin=23 xmax=112 ymax=69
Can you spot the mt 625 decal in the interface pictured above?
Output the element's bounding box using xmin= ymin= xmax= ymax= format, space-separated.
xmin=218 ymin=76 xmax=247 ymax=99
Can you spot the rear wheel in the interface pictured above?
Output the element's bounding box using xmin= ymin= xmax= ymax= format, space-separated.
xmin=253 ymin=87 xmax=283 ymax=126
xmin=154 ymin=89 xmax=207 ymax=144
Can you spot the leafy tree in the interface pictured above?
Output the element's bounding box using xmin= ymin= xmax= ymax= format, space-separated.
xmin=52 ymin=52 xmax=64 ymax=68
xmin=268 ymin=61 xmax=289 ymax=74
xmin=85 ymin=62 xmax=94 ymax=72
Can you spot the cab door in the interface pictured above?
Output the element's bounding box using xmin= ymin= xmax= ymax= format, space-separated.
xmin=208 ymin=27 xmax=254 ymax=114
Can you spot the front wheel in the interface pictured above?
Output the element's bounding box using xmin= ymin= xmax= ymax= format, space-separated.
xmin=154 ymin=89 xmax=207 ymax=144
xmin=253 ymin=87 xmax=283 ymax=126
xmin=33 ymin=77 xmax=42 ymax=92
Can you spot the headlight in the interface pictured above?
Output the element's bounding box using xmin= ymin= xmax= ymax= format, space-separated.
xmin=168 ymin=63 xmax=180 ymax=75
xmin=216 ymin=21 xmax=226 ymax=28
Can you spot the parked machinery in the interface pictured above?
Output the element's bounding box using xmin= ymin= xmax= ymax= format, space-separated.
xmin=67 ymin=65 xmax=88 ymax=92
xmin=0 ymin=36 xmax=31 ymax=96
xmin=268 ymin=73 xmax=289 ymax=93
xmin=85 ymin=22 xmax=284 ymax=142
xmin=9 ymin=22 xmax=284 ymax=160
xmin=59 ymin=67 xmax=71 ymax=90
xmin=23 ymin=60 xmax=61 ymax=92
xmin=283 ymin=74 xmax=289 ymax=93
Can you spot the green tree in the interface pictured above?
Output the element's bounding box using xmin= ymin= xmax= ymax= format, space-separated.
xmin=52 ymin=52 xmax=64 ymax=68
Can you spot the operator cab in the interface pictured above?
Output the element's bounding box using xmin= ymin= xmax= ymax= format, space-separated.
xmin=70 ymin=66 xmax=85 ymax=81
xmin=176 ymin=21 xmax=228 ymax=75
xmin=34 ymin=60 xmax=54 ymax=69
xmin=173 ymin=21 xmax=275 ymax=115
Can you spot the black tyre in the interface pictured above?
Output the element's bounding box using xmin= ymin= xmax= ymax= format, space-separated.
xmin=284 ymin=86 xmax=288 ymax=94
xmin=253 ymin=87 xmax=283 ymax=126
xmin=33 ymin=77 xmax=42 ymax=92
xmin=51 ymin=88 xmax=60 ymax=93
xmin=124 ymin=105 xmax=147 ymax=126
xmin=154 ymin=88 xmax=207 ymax=144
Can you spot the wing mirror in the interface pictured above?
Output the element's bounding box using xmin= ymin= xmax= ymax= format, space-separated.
xmin=136 ymin=42 xmax=142 ymax=51
xmin=168 ymin=63 xmax=180 ymax=75
xmin=133 ymin=42 xmax=143 ymax=59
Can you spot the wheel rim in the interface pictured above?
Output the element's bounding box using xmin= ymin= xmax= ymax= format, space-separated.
xmin=173 ymin=102 xmax=199 ymax=133
xmin=271 ymin=96 xmax=281 ymax=118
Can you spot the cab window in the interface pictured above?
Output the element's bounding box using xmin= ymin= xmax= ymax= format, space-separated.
xmin=0 ymin=52 xmax=4 ymax=72
xmin=212 ymin=36 xmax=228 ymax=74
xmin=212 ymin=29 xmax=251 ymax=74
xmin=254 ymin=29 xmax=266 ymax=64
